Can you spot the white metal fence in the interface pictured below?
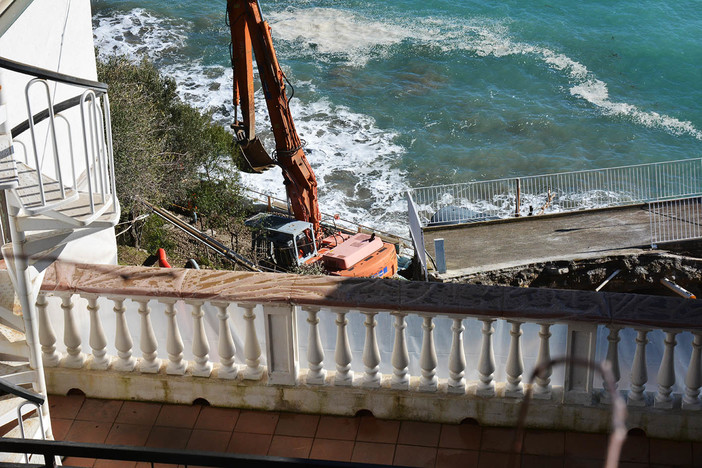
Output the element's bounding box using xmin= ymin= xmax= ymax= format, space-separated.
xmin=649 ymin=196 xmax=702 ymax=247
xmin=409 ymin=158 xmax=702 ymax=227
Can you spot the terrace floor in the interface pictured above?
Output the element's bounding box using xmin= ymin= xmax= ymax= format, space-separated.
xmin=47 ymin=394 xmax=701 ymax=468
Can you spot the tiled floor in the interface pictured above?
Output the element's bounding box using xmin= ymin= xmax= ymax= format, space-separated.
xmin=48 ymin=394 xmax=701 ymax=468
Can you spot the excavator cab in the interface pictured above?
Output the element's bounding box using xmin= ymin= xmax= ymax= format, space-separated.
xmin=246 ymin=213 xmax=318 ymax=269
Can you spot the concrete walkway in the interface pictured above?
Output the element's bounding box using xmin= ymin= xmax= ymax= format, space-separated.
xmin=423 ymin=205 xmax=654 ymax=277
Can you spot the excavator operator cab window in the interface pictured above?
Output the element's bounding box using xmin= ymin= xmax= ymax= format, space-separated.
xmin=296 ymin=229 xmax=315 ymax=259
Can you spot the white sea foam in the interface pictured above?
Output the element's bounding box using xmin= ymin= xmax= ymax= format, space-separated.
xmin=93 ymin=7 xmax=410 ymax=236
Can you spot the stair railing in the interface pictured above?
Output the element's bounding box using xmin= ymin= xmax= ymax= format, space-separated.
xmin=0 ymin=375 xmax=47 ymax=464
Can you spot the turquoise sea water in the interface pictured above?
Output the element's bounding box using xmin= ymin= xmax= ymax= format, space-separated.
xmin=91 ymin=0 xmax=702 ymax=234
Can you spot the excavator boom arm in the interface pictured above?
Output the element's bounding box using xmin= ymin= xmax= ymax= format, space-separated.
xmin=227 ymin=0 xmax=322 ymax=240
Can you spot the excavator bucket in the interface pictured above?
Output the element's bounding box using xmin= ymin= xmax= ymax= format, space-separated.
xmin=240 ymin=137 xmax=277 ymax=174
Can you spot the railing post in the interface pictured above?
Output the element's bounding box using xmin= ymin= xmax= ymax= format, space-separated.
xmin=110 ymin=297 xmax=135 ymax=372
xmin=505 ymin=321 xmax=524 ymax=398
xmin=628 ymin=329 xmax=650 ymax=407
xmin=36 ymin=293 xmax=59 ymax=367
xmin=136 ymin=299 xmax=160 ymax=373
xmin=214 ymin=302 xmax=238 ymax=379
xmin=262 ymin=304 xmax=298 ymax=385
xmin=239 ymin=303 xmax=263 ymax=380
xmin=683 ymin=332 xmax=702 ymax=410
xmin=476 ymin=319 xmax=496 ymax=397
xmin=390 ymin=312 xmax=409 ymax=390
xmin=82 ymin=294 xmax=109 ymax=370
xmin=447 ymin=317 xmax=466 ymax=394
xmin=533 ymin=323 xmax=552 ymax=399
xmin=655 ymin=330 xmax=678 ymax=409
xmin=60 ymin=294 xmax=85 ymax=368
xmin=601 ymin=325 xmax=621 ymax=404
xmin=162 ymin=299 xmax=186 ymax=375
xmin=188 ymin=301 xmax=212 ymax=377
xmin=419 ymin=314 xmax=438 ymax=392
xmin=333 ymin=308 xmax=354 ymax=386
xmin=361 ymin=310 xmax=381 ymax=388
xmin=564 ymin=323 xmax=597 ymax=404
xmin=303 ymin=306 xmax=326 ymax=385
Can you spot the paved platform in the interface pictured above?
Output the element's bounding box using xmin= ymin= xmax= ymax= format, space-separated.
xmin=423 ymin=205 xmax=655 ymax=278
xmin=48 ymin=394 xmax=700 ymax=468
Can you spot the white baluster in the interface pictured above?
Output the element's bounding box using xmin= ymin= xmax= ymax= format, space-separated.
xmin=136 ymin=299 xmax=160 ymax=373
xmin=533 ymin=323 xmax=552 ymax=399
xmin=83 ymin=295 xmax=109 ymax=370
xmin=240 ymin=303 xmax=263 ymax=380
xmin=628 ymin=329 xmax=649 ymax=407
xmin=214 ymin=302 xmax=238 ymax=379
xmin=60 ymin=294 xmax=85 ymax=368
xmin=447 ymin=317 xmax=466 ymax=394
xmin=111 ymin=297 xmax=135 ymax=372
xmin=304 ymin=306 xmax=326 ymax=385
xmin=655 ymin=330 xmax=678 ymax=409
xmin=419 ymin=315 xmax=438 ymax=392
xmin=683 ymin=332 xmax=702 ymax=410
xmin=476 ymin=319 xmax=496 ymax=397
xmin=162 ymin=300 xmax=186 ymax=375
xmin=504 ymin=321 xmax=524 ymax=398
xmin=189 ymin=301 xmax=212 ymax=377
xmin=361 ymin=311 xmax=381 ymax=388
xmin=601 ymin=326 xmax=621 ymax=404
xmin=391 ymin=312 xmax=409 ymax=390
xmin=334 ymin=309 xmax=354 ymax=386
xmin=36 ymin=293 xmax=59 ymax=367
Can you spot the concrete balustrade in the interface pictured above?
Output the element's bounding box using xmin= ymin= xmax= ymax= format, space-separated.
xmin=36 ymin=263 xmax=702 ymax=440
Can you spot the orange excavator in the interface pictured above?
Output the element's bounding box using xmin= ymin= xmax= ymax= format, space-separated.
xmin=227 ymin=0 xmax=397 ymax=278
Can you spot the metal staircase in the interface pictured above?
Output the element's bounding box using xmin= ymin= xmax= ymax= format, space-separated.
xmin=0 ymin=57 xmax=119 ymax=463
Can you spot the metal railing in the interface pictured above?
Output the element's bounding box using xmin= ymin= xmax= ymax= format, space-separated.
xmin=409 ymin=158 xmax=702 ymax=227
xmin=649 ymin=196 xmax=702 ymax=247
xmin=1 ymin=56 xmax=116 ymax=214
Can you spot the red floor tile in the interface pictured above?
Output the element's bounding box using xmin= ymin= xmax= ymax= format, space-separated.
xmin=620 ymin=433 xmax=649 ymax=463
xmin=194 ymin=406 xmax=239 ymax=432
xmin=50 ymin=417 xmax=73 ymax=441
xmin=115 ymin=401 xmax=162 ymax=426
xmin=521 ymin=454 xmax=563 ymax=468
xmin=316 ymin=415 xmax=360 ymax=440
xmin=397 ymin=421 xmax=442 ymax=447
xmin=105 ymin=423 xmax=152 ymax=446
xmin=564 ymin=431 xmax=608 ymax=459
xmin=62 ymin=456 xmax=95 ymax=467
xmin=522 ymin=430 xmax=565 ymax=456
xmin=693 ymin=441 xmax=702 ymax=466
xmin=227 ymin=432 xmax=273 ymax=456
xmin=649 ymin=438 xmax=692 ymax=466
xmin=439 ymin=423 xmax=482 ymax=450
xmin=309 ymin=438 xmax=355 ymax=462
xmin=64 ymin=420 xmax=112 ymax=444
xmin=48 ymin=394 xmax=85 ymax=419
xmin=144 ymin=426 xmax=192 ymax=449
xmin=93 ymin=460 xmax=137 ymax=468
xmin=563 ymin=457 xmax=606 ymax=468
xmin=478 ymin=451 xmax=518 ymax=468
xmin=75 ymin=399 xmax=123 ymax=423
xmin=275 ymin=412 xmax=320 ymax=437
xmin=351 ymin=441 xmax=396 ymax=465
xmin=356 ymin=416 xmax=401 ymax=444
xmin=480 ymin=427 xmax=520 ymax=453
xmin=186 ymin=429 xmax=232 ymax=452
xmin=154 ymin=404 xmax=201 ymax=429
xmin=436 ymin=448 xmax=480 ymax=468
xmin=234 ymin=410 xmax=279 ymax=435
xmin=268 ymin=435 xmax=314 ymax=458
xmin=392 ymin=444 xmax=437 ymax=467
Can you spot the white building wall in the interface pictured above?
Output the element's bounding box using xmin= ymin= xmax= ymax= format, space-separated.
xmin=0 ymin=0 xmax=117 ymax=265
